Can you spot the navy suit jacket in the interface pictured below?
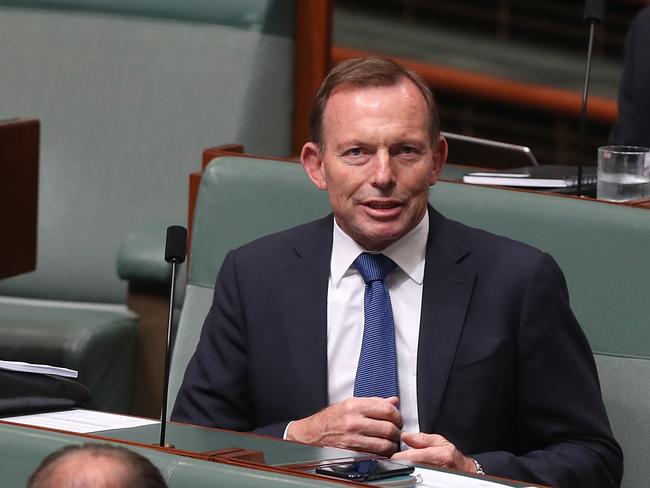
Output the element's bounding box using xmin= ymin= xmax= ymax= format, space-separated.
xmin=173 ymin=208 xmax=622 ymax=488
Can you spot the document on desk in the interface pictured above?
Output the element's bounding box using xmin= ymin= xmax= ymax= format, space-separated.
xmin=415 ymin=467 xmax=538 ymax=488
xmin=0 ymin=359 xmax=78 ymax=378
xmin=1 ymin=408 xmax=159 ymax=433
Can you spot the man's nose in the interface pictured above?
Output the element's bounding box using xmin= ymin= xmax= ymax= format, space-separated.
xmin=372 ymin=150 xmax=396 ymax=188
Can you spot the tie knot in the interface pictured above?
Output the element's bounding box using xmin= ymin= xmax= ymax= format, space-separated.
xmin=353 ymin=253 xmax=397 ymax=284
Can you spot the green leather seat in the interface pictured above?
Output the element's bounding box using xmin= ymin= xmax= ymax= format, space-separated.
xmin=0 ymin=0 xmax=296 ymax=413
xmin=170 ymin=155 xmax=650 ymax=488
xmin=0 ymin=297 xmax=137 ymax=412
xmin=0 ymin=0 xmax=295 ymax=303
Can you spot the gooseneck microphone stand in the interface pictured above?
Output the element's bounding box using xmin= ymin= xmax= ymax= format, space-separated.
xmin=577 ymin=0 xmax=605 ymax=196
xmin=160 ymin=225 xmax=187 ymax=448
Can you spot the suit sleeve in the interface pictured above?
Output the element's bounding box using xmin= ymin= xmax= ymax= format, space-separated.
xmin=171 ymin=250 xmax=290 ymax=437
xmin=610 ymin=9 xmax=639 ymax=145
xmin=610 ymin=6 xmax=650 ymax=146
xmin=474 ymin=254 xmax=623 ymax=488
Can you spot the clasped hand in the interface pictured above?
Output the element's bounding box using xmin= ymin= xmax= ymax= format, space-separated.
xmin=286 ymin=397 xmax=476 ymax=474
xmin=286 ymin=396 xmax=402 ymax=456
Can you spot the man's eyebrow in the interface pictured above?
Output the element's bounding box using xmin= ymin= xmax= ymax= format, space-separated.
xmin=392 ymin=139 xmax=427 ymax=147
xmin=336 ymin=139 xmax=367 ymax=148
xmin=334 ymin=140 xmax=371 ymax=152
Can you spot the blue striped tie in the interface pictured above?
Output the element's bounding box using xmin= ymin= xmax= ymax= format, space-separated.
xmin=353 ymin=252 xmax=399 ymax=398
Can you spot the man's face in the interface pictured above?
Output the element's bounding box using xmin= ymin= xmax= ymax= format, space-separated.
xmin=301 ymin=78 xmax=447 ymax=250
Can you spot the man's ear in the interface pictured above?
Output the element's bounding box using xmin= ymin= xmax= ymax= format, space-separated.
xmin=429 ymin=135 xmax=448 ymax=186
xmin=301 ymin=142 xmax=327 ymax=191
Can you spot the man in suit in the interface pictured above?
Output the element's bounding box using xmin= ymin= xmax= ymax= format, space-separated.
xmin=610 ymin=6 xmax=650 ymax=146
xmin=173 ymin=57 xmax=622 ymax=488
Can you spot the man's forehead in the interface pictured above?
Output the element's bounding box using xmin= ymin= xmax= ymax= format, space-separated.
xmin=325 ymin=78 xmax=423 ymax=107
xmin=320 ymin=79 xmax=431 ymax=145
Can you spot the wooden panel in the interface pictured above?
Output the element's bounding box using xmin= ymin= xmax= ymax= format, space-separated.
xmin=0 ymin=118 xmax=39 ymax=279
xmin=625 ymin=197 xmax=650 ymax=210
xmin=331 ymin=45 xmax=618 ymax=123
xmin=292 ymin=0 xmax=332 ymax=155
xmin=130 ymin=282 xmax=171 ymax=419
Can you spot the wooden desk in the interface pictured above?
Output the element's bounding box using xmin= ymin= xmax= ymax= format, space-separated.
xmin=0 ymin=118 xmax=39 ymax=279
xmin=440 ymin=163 xmax=650 ymax=210
xmin=0 ymin=418 xmax=547 ymax=487
xmin=626 ymin=197 xmax=650 ymax=210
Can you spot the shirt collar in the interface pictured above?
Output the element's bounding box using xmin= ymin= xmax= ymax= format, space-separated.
xmin=330 ymin=209 xmax=429 ymax=287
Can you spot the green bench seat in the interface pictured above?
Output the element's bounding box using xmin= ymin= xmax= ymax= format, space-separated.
xmin=0 ymin=0 xmax=296 ymax=413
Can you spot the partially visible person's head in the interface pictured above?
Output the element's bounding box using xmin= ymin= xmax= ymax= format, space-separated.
xmin=27 ymin=443 xmax=168 ymax=488
xmin=301 ymin=57 xmax=447 ymax=251
xmin=309 ymin=56 xmax=440 ymax=148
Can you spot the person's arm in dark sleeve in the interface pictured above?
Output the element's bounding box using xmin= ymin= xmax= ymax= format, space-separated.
xmin=171 ymin=250 xmax=255 ymax=430
xmin=171 ymin=249 xmax=296 ymax=437
xmin=610 ymin=7 xmax=646 ymax=145
xmin=474 ymin=254 xmax=623 ymax=488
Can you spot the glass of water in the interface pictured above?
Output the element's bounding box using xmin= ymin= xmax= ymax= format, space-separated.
xmin=597 ymin=145 xmax=650 ymax=202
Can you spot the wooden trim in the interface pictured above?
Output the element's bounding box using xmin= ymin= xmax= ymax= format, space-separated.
xmin=331 ymin=45 xmax=618 ymax=124
xmin=187 ymin=171 xmax=202 ymax=267
xmin=616 ymin=194 xmax=650 ymax=209
xmin=202 ymin=144 xmax=244 ymax=169
xmin=292 ymin=0 xmax=332 ymax=155
xmin=0 ymin=118 xmax=39 ymax=279
xmin=202 ymin=145 xmax=299 ymax=166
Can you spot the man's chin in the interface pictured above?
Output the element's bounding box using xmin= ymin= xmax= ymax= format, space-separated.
xmin=355 ymin=226 xmax=407 ymax=251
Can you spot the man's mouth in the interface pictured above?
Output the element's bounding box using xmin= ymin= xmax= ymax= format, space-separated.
xmin=360 ymin=200 xmax=404 ymax=218
xmin=366 ymin=201 xmax=400 ymax=209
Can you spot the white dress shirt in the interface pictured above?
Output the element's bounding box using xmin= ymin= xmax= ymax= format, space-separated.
xmin=327 ymin=210 xmax=428 ymax=439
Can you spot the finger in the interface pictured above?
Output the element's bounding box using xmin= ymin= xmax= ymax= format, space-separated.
xmin=400 ymin=431 xmax=447 ymax=449
xmin=325 ymin=400 xmax=402 ymax=442
xmin=386 ymin=396 xmax=400 ymax=407
xmin=392 ymin=446 xmax=457 ymax=468
xmin=357 ymin=417 xmax=402 ymax=443
xmin=359 ymin=398 xmax=403 ymax=427
xmin=349 ymin=433 xmax=400 ymax=457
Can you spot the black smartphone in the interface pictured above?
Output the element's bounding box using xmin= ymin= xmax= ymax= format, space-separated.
xmin=315 ymin=459 xmax=414 ymax=482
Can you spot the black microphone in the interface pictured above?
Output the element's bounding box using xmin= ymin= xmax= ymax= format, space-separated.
xmin=577 ymin=0 xmax=605 ymax=196
xmin=164 ymin=225 xmax=187 ymax=264
xmin=583 ymin=0 xmax=605 ymax=23
xmin=160 ymin=225 xmax=187 ymax=448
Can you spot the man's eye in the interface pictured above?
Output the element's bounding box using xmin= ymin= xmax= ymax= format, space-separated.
xmin=398 ymin=146 xmax=418 ymax=155
xmin=344 ymin=147 xmax=365 ymax=157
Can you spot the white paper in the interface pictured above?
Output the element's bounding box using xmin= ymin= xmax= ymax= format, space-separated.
xmin=416 ymin=467 xmax=539 ymax=488
xmin=0 ymin=359 xmax=78 ymax=378
xmin=1 ymin=408 xmax=159 ymax=433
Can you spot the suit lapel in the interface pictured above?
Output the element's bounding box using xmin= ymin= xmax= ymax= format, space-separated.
xmin=278 ymin=216 xmax=333 ymax=414
xmin=417 ymin=209 xmax=476 ymax=433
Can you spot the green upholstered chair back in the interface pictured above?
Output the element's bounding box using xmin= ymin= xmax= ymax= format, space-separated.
xmin=0 ymin=0 xmax=295 ymax=303
xmin=167 ymin=158 xmax=331 ymax=412
xmin=170 ymin=156 xmax=650 ymax=488
xmin=0 ymin=422 xmax=345 ymax=488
